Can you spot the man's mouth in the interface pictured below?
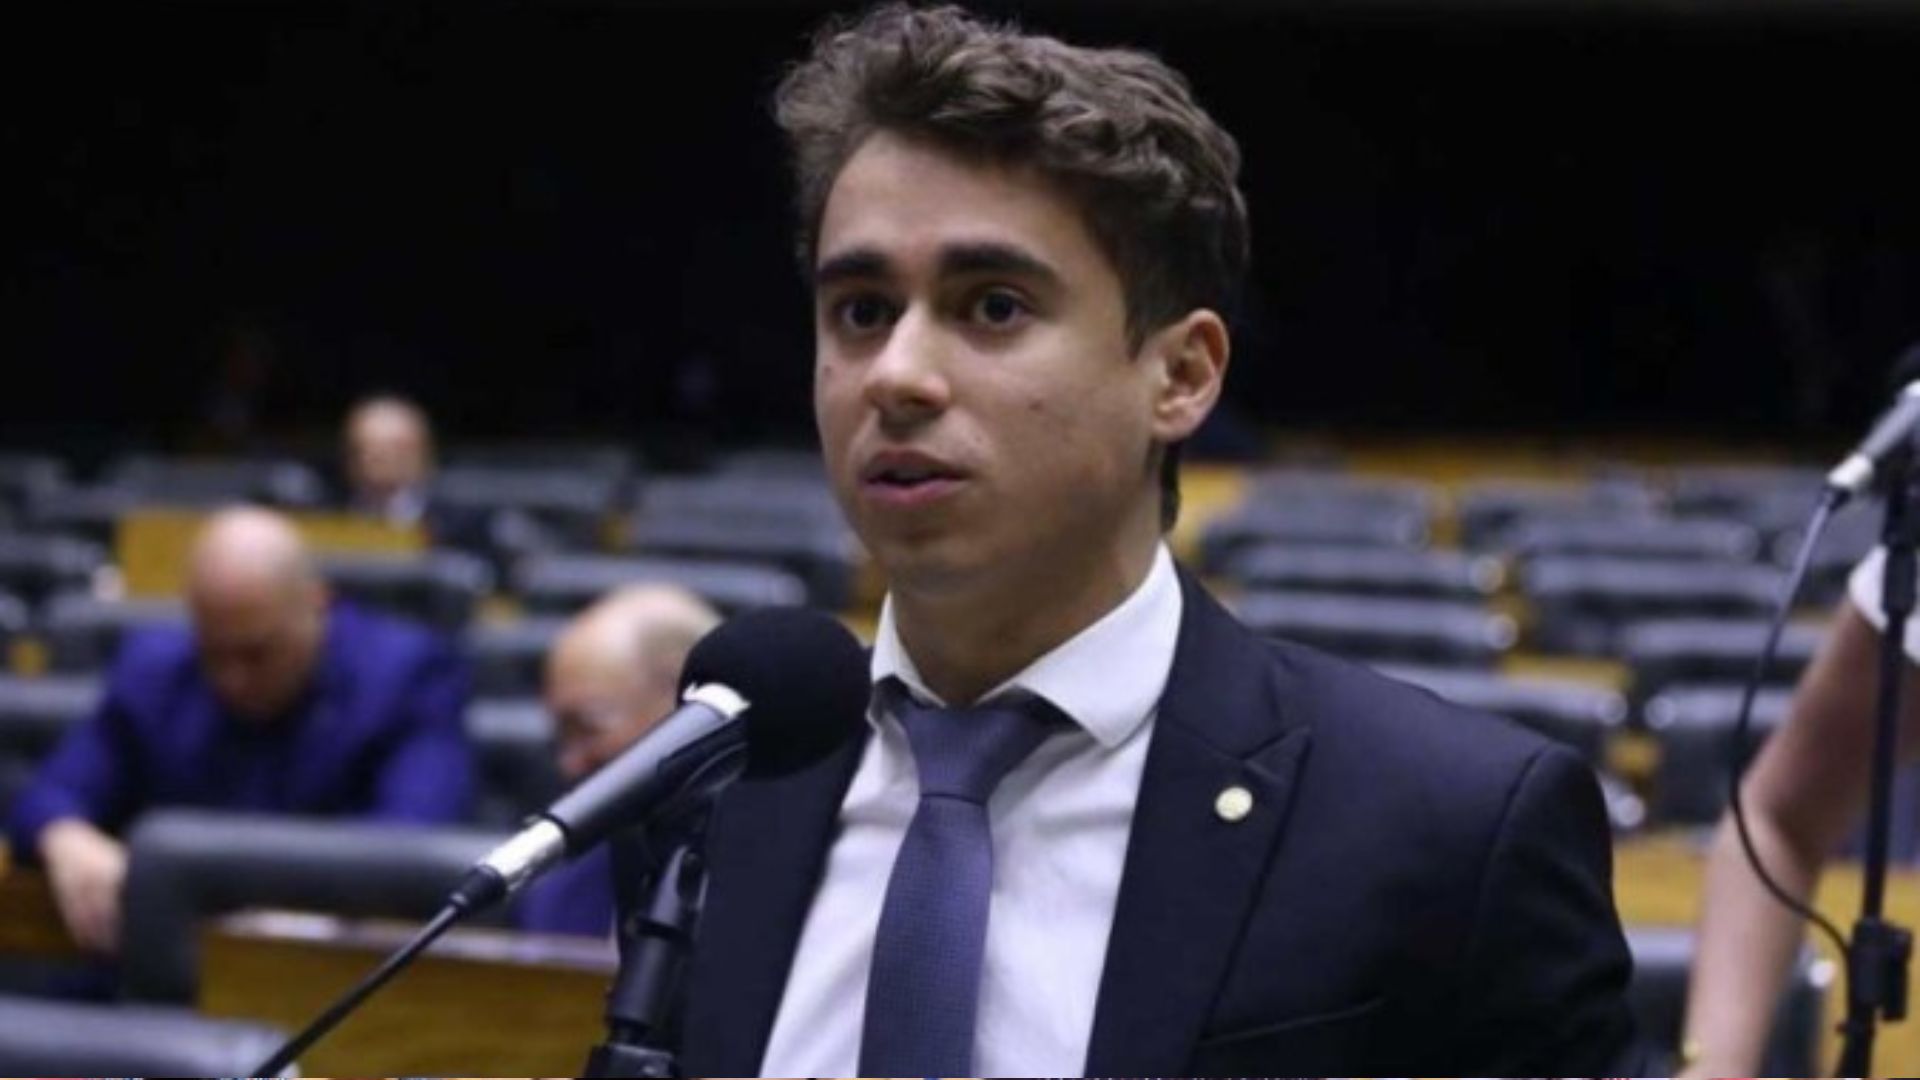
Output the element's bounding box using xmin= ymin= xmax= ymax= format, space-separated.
xmin=869 ymin=464 xmax=955 ymax=487
xmin=860 ymin=453 xmax=968 ymax=503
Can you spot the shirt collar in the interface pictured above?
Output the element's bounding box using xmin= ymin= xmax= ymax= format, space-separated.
xmin=869 ymin=544 xmax=1183 ymax=750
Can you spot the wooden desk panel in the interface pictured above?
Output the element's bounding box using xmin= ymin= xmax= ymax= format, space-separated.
xmin=198 ymin=910 xmax=616 ymax=1076
xmin=1615 ymin=830 xmax=1920 ymax=1076
xmin=0 ymin=864 xmax=83 ymax=957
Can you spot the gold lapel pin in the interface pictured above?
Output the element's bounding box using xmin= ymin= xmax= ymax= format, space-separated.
xmin=1215 ymin=784 xmax=1254 ymax=822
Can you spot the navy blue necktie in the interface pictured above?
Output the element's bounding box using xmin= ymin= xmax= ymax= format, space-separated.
xmin=858 ymin=679 xmax=1061 ymax=1077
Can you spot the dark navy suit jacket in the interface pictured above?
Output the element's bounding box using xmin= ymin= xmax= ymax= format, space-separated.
xmin=674 ymin=571 xmax=1640 ymax=1075
xmin=5 ymin=600 xmax=475 ymax=856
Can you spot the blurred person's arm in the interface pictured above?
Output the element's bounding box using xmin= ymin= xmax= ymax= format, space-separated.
xmin=367 ymin=643 xmax=476 ymax=823
xmin=5 ymin=671 xmax=144 ymax=953
xmin=1681 ymin=601 xmax=1920 ymax=1076
xmin=37 ymin=818 xmax=128 ymax=952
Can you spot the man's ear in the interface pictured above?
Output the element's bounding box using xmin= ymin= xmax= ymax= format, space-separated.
xmin=1143 ymin=308 xmax=1230 ymax=444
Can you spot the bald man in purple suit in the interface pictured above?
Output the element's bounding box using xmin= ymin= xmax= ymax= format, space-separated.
xmin=5 ymin=507 xmax=474 ymax=952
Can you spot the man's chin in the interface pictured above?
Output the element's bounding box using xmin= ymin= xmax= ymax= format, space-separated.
xmin=870 ymin=537 xmax=998 ymax=597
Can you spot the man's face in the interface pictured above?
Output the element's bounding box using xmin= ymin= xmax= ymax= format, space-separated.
xmin=345 ymin=408 xmax=429 ymax=503
xmin=192 ymin=581 xmax=327 ymax=722
xmin=812 ymin=133 xmax=1163 ymax=597
xmin=546 ymin=653 xmax=673 ymax=782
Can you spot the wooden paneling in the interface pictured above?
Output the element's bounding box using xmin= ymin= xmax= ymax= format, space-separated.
xmin=1616 ymin=830 xmax=1920 ymax=1075
xmin=197 ymin=910 xmax=616 ymax=1077
xmin=0 ymin=865 xmax=82 ymax=958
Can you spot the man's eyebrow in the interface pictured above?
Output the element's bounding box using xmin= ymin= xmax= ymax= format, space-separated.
xmin=812 ymin=242 xmax=1063 ymax=289
xmin=938 ymin=242 xmax=1062 ymax=287
xmin=813 ymin=248 xmax=891 ymax=288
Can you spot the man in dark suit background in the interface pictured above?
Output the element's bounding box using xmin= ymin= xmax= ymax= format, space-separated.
xmin=340 ymin=393 xmax=491 ymax=550
xmin=675 ymin=4 xmax=1640 ymax=1074
xmin=5 ymin=507 xmax=474 ymax=953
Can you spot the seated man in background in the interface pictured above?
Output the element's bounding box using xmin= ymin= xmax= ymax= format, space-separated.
xmin=341 ymin=392 xmax=489 ymax=548
xmin=4 ymin=506 xmax=475 ymax=953
xmin=515 ymin=584 xmax=720 ymax=937
xmin=343 ymin=394 xmax=436 ymax=526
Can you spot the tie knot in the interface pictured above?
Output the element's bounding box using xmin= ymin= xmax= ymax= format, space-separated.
xmin=884 ymin=679 xmax=1061 ymax=803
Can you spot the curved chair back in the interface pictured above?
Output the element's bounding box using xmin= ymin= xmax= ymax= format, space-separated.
xmin=0 ymin=993 xmax=293 ymax=1077
xmin=120 ymin=809 xmax=509 ymax=1002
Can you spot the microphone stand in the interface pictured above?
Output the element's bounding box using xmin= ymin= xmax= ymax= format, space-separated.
xmin=581 ymin=830 xmax=708 ymax=1078
xmin=1837 ymin=439 xmax=1920 ymax=1076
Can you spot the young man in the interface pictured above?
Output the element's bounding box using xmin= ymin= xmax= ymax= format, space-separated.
xmin=673 ymin=6 xmax=1640 ymax=1075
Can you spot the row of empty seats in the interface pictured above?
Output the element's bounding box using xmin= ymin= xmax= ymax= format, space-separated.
xmin=0 ymin=448 xmax=863 ymax=607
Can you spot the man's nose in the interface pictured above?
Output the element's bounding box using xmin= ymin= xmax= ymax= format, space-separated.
xmin=862 ymin=307 xmax=951 ymax=428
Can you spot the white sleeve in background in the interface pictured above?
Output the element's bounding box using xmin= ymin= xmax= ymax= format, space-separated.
xmin=1847 ymin=546 xmax=1920 ymax=665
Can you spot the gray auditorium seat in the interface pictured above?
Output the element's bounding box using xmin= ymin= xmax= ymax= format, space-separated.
xmin=22 ymin=485 xmax=141 ymax=545
xmin=0 ymin=454 xmax=68 ymax=515
xmin=1668 ymin=464 xmax=1825 ymax=521
xmin=1199 ymin=473 xmax=1439 ymax=572
xmin=435 ymin=466 xmax=623 ymax=549
xmin=514 ymin=552 xmax=807 ymax=617
xmin=320 ymin=550 xmax=493 ymax=633
xmin=1222 ymin=543 xmax=1502 ymax=601
xmin=636 ymin=473 xmax=843 ymax=525
xmin=0 ymin=534 xmax=107 ymax=605
xmin=39 ymin=593 xmax=186 ymax=673
xmin=1455 ymin=478 xmax=1662 ymax=552
xmin=0 ymin=674 xmax=100 ymax=757
xmin=1521 ymin=556 xmax=1785 ymax=655
xmin=446 ymin=440 xmax=639 ymax=488
xmin=466 ymin=615 xmax=568 ymax=697
xmin=106 ymin=456 xmax=327 ymax=508
xmin=1773 ymin=502 xmax=1880 ymax=607
xmin=120 ymin=810 xmax=511 ymax=1002
xmin=1626 ymin=925 xmax=1824 ymax=1077
xmin=1241 ymin=469 xmax=1436 ymax=512
xmin=627 ymin=513 xmax=860 ymax=609
xmin=715 ymin=446 xmax=831 ymax=479
xmin=0 ymin=591 xmax=25 ymax=661
xmin=1233 ymin=591 xmax=1516 ymax=668
xmin=1642 ymin=683 xmax=1792 ymax=825
xmin=1501 ymin=516 xmax=1764 ymax=563
xmin=467 ymin=697 xmax=563 ymax=828
xmin=0 ymin=994 xmax=294 ymax=1077
xmin=1375 ymin=663 xmax=1627 ymax=765
xmin=1621 ymin=616 xmax=1827 ymax=703
xmin=0 ymin=675 xmax=99 ymax=818
xmin=1200 ymin=503 xmax=1433 ymax=571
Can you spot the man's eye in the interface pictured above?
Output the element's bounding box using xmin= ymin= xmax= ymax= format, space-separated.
xmin=972 ymin=289 xmax=1031 ymax=327
xmin=834 ymin=295 xmax=895 ymax=332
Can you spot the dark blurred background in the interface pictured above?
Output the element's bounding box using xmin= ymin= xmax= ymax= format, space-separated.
xmin=6 ymin=0 xmax=1920 ymax=463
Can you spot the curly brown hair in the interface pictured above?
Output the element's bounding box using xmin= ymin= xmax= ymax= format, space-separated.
xmin=774 ymin=3 xmax=1251 ymax=528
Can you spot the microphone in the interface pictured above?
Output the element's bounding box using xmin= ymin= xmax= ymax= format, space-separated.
xmin=453 ymin=606 xmax=869 ymax=910
xmin=1827 ymin=343 xmax=1920 ymax=505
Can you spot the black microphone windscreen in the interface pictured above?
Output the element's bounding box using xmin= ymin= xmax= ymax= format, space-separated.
xmin=680 ymin=606 xmax=869 ymax=775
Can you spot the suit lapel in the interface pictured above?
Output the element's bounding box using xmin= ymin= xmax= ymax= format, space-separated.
xmin=1084 ymin=572 xmax=1313 ymax=1074
xmin=677 ymin=727 xmax=866 ymax=1075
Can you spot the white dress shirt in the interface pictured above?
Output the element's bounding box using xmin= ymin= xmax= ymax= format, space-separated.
xmin=758 ymin=544 xmax=1183 ymax=1078
xmin=1849 ymin=546 xmax=1920 ymax=662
